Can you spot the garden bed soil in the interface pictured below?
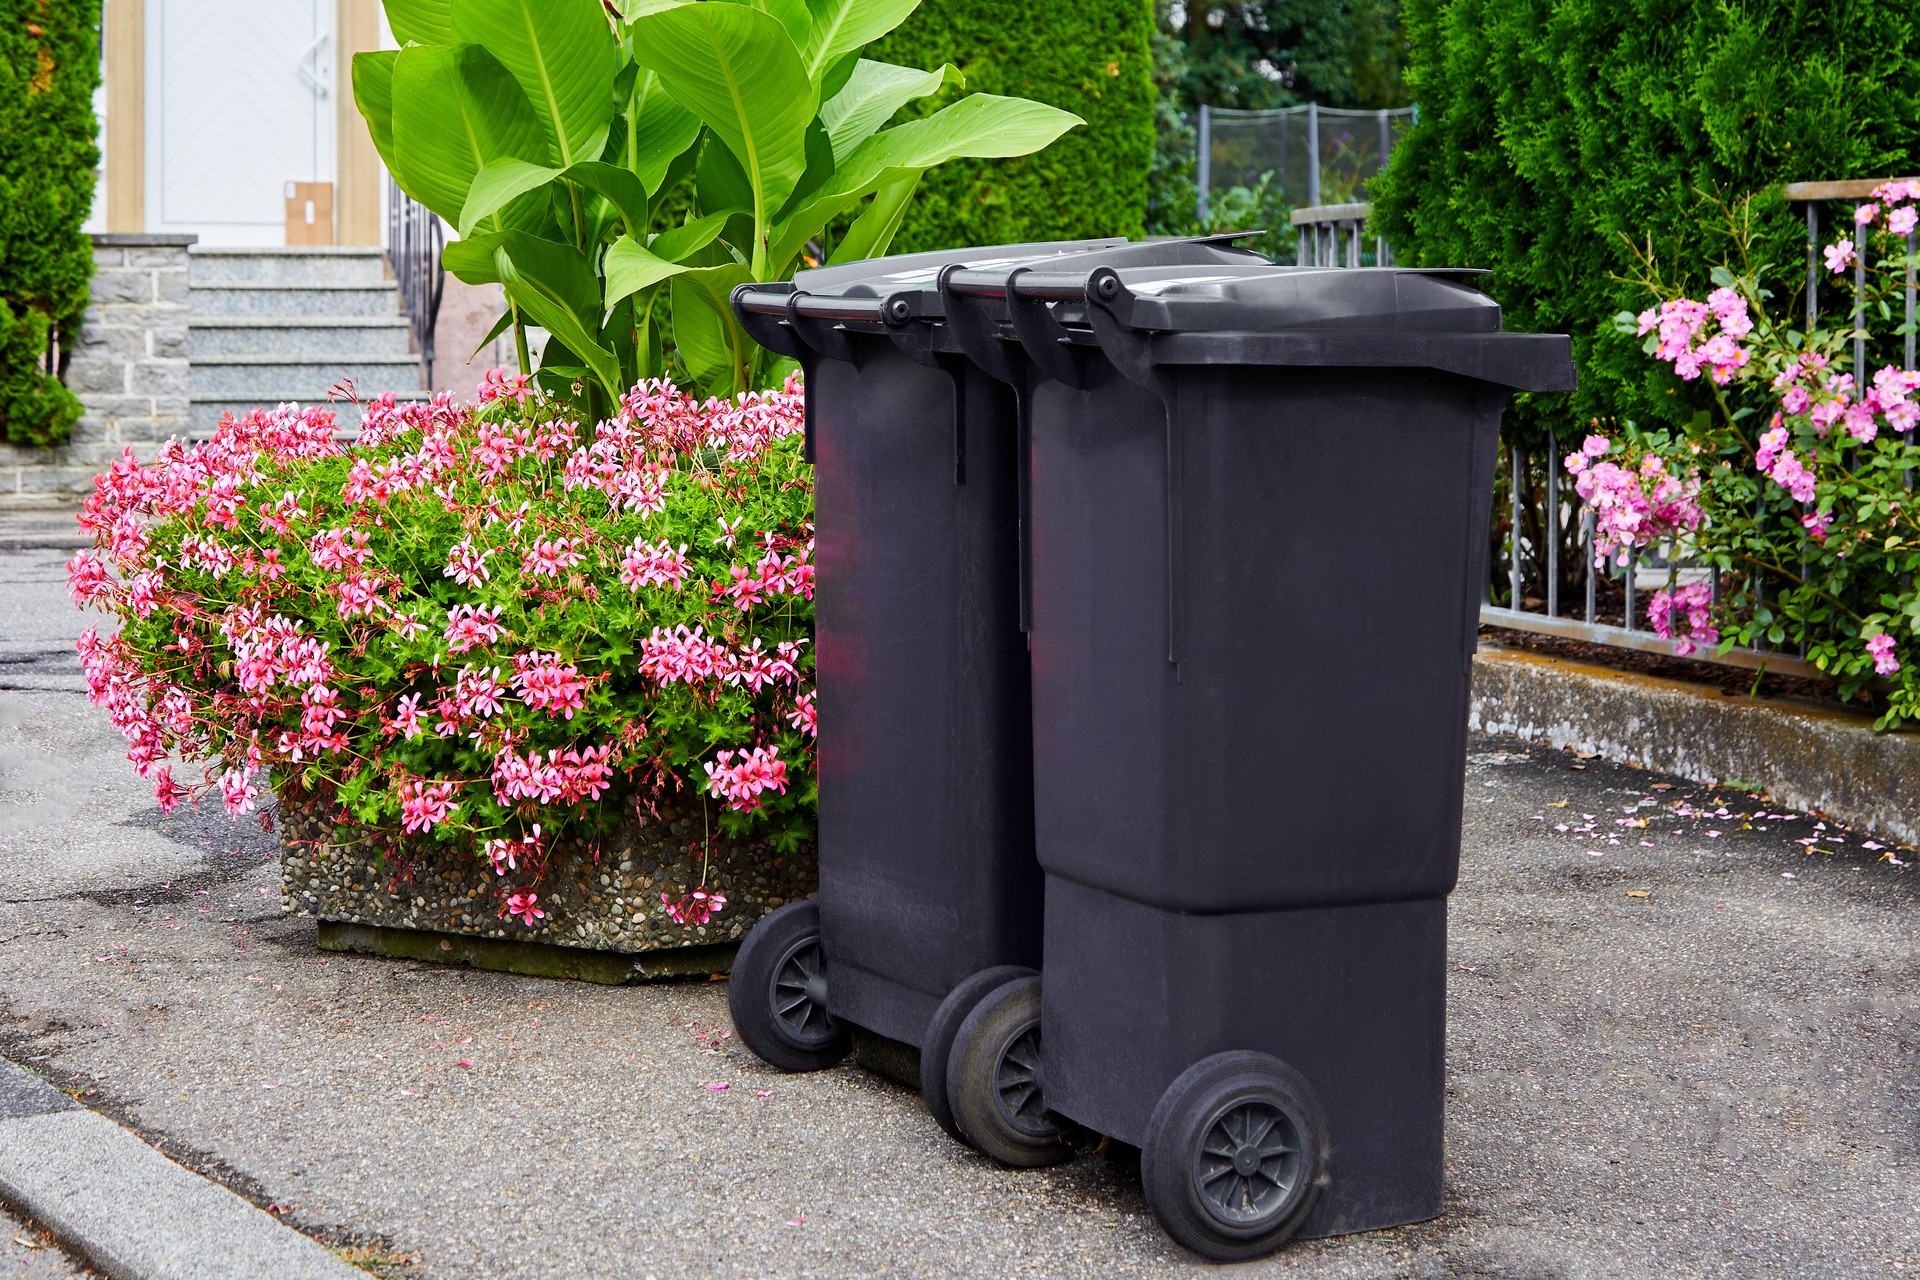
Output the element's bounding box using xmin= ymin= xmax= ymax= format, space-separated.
xmin=278 ymin=789 xmax=817 ymax=958
xmin=1479 ymin=624 xmax=1885 ymax=717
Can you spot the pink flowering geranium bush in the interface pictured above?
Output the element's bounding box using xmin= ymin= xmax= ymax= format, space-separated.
xmin=71 ymin=371 xmax=816 ymax=926
xmin=1594 ymin=183 xmax=1920 ymax=724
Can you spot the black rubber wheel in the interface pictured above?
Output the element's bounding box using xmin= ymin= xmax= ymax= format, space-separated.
xmin=726 ymin=900 xmax=851 ymax=1073
xmin=920 ymin=965 xmax=1037 ymax=1144
xmin=945 ymin=975 xmax=1073 ymax=1167
xmin=1140 ymin=1050 xmax=1328 ymax=1262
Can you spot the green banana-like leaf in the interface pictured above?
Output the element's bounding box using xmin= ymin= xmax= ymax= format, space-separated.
xmin=768 ymin=93 xmax=1084 ymax=268
xmin=799 ymin=0 xmax=918 ymax=84
xmin=716 ymin=0 xmax=812 ymax=52
xmin=625 ymin=67 xmax=702 ymax=193
xmin=818 ymin=58 xmax=954 ymax=163
xmin=384 ymin=0 xmax=451 ymax=44
xmin=494 ymin=232 xmax=623 ymax=397
xmin=443 ymin=233 xmax=507 ymax=284
xmin=461 ymin=159 xmax=650 ymax=239
xmin=453 ymin=0 xmax=620 ymax=168
xmin=828 ymin=167 xmax=919 ymax=265
xmin=649 ymin=211 xmax=732 ymax=261
xmin=604 ymin=236 xmax=690 ymax=310
xmin=390 ymin=44 xmax=548 ymax=226
xmin=351 ymin=51 xmax=400 ymax=174
xmin=471 ymin=306 xmax=517 ymax=360
xmin=671 ymin=263 xmax=754 ymax=397
xmin=628 ymin=3 xmax=816 ymax=236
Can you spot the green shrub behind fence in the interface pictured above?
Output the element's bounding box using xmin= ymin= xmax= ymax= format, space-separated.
xmin=0 ymin=0 xmax=100 ymax=449
xmin=1371 ymin=0 xmax=1920 ymax=447
xmin=871 ymin=0 xmax=1157 ymax=251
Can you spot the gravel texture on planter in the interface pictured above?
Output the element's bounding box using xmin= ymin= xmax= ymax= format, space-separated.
xmin=278 ymin=789 xmax=817 ymax=953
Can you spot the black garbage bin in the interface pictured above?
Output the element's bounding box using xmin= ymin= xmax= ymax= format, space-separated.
xmin=723 ymin=237 xmax=1269 ymax=1157
xmin=934 ymin=262 xmax=1574 ymax=1259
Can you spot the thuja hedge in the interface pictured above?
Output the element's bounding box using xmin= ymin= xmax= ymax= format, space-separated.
xmin=1371 ymin=0 xmax=1920 ymax=445
xmin=0 ymin=0 xmax=99 ymax=448
xmin=871 ymin=0 xmax=1156 ymax=250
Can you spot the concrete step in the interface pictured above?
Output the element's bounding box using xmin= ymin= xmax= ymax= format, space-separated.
xmin=188 ymin=246 xmax=393 ymax=288
xmin=190 ymin=354 xmax=423 ymax=397
xmin=189 ymin=392 xmax=428 ymax=437
xmin=189 ymin=284 xmax=401 ymax=319
xmin=190 ymin=317 xmax=416 ymax=358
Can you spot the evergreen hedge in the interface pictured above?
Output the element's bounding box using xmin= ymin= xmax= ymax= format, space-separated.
xmin=0 ymin=0 xmax=99 ymax=448
xmin=871 ymin=0 xmax=1156 ymax=251
xmin=1371 ymin=0 xmax=1920 ymax=445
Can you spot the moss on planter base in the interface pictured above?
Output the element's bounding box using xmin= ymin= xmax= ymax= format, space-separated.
xmin=280 ymin=789 xmax=816 ymax=957
xmin=317 ymin=921 xmax=737 ymax=984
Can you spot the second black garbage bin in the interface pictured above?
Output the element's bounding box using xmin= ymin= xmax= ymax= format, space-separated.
xmin=935 ymin=262 xmax=1574 ymax=1258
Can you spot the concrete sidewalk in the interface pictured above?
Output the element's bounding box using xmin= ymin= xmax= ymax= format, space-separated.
xmin=2 ymin=513 xmax=1918 ymax=1277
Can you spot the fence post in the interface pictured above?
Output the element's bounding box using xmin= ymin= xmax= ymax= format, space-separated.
xmin=1196 ymin=105 xmax=1212 ymax=224
xmin=1806 ymin=202 xmax=1820 ymax=329
xmin=1855 ymin=199 xmax=1868 ymax=377
xmin=1306 ymin=102 xmax=1321 ymax=208
xmin=1546 ymin=429 xmax=1559 ymax=618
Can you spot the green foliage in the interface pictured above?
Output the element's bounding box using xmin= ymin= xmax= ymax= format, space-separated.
xmin=867 ymin=0 xmax=1156 ymax=250
xmin=360 ymin=0 xmax=1081 ymax=409
xmin=0 ymin=0 xmax=99 ymax=448
xmin=1371 ymin=0 xmax=1920 ymax=449
xmin=1157 ymin=1 xmax=1408 ymax=111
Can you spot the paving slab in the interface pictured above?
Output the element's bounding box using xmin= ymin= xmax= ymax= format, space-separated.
xmin=1 ymin=532 xmax=1917 ymax=1278
xmin=1 ymin=1201 xmax=98 ymax=1280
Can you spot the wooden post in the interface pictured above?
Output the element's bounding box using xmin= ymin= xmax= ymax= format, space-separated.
xmin=334 ymin=0 xmax=383 ymax=246
xmin=104 ymin=0 xmax=143 ymax=231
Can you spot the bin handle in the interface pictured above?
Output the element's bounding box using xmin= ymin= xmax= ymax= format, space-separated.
xmin=936 ymin=265 xmax=1022 ymax=387
xmin=1004 ymin=268 xmax=1093 ymax=390
xmin=729 ymin=284 xmax=806 ymax=361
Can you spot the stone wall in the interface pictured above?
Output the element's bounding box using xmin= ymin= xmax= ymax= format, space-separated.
xmin=0 ymin=234 xmax=194 ymax=504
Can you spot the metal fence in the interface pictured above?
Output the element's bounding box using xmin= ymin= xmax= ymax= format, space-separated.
xmin=1196 ymin=103 xmax=1415 ymax=224
xmin=1483 ymin=178 xmax=1920 ymax=679
xmin=387 ymin=174 xmax=446 ymax=387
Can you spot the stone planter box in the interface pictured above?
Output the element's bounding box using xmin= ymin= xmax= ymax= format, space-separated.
xmin=277 ymin=787 xmax=817 ymax=981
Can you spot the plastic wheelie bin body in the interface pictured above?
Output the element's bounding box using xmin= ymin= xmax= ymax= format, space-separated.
xmin=937 ymin=263 xmax=1573 ymax=1244
xmin=728 ymin=237 xmax=1269 ymax=1050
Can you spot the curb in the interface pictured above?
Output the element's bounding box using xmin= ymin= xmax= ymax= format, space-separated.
xmin=0 ymin=1060 xmax=363 ymax=1280
xmin=1471 ymin=645 xmax=1920 ymax=845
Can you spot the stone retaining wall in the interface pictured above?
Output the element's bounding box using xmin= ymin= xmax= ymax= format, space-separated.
xmin=0 ymin=234 xmax=194 ymax=504
xmin=1471 ymin=643 xmax=1920 ymax=845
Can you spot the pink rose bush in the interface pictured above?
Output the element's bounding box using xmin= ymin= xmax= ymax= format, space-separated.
xmin=71 ymin=371 xmax=816 ymax=921
xmin=1602 ymin=181 xmax=1920 ymax=724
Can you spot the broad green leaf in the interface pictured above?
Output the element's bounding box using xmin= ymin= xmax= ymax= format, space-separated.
xmin=625 ymin=67 xmax=702 ymax=193
xmin=671 ymin=263 xmax=754 ymax=396
xmin=460 ymin=158 xmax=563 ymax=237
xmin=453 ymin=0 xmax=620 ymax=168
xmin=696 ymin=134 xmax=755 ymax=217
xmin=799 ymin=0 xmax=918 ymax=83
xmin=628 ymin=3 xmax=816 ymax=231
xmin=819 ymin=59 xmax=954 ymax=162
xmin=605 ymin=236 xmax=690 ymax=309
xmin=493 ymin=231 xmax=623 ymax=397
xmin=351 ymin=51 xmax=400 ymax=175
xmin=773 ymin=119 xmax=838 ymax=221
xmin=385 ymin=0 xmax=451 ymax=44
xmin=391 ymin=44 xmax=547 ymax=225
xmin=471 ymin=306 xmax=517 ymax=359
xmin=770 ymin=93 xmax=1083 ymax=266
xmin=716 ymin=0 xmax=812 ymax=52
xmin=828 ymin=168 xmax=919 ymax=264
xmin=650 ymin=210 xmax=732 ymax=261
xmin=443 ymin=233 xmax=507 ymax=284
xmin=562 ymin=161 xmax=651 ymax=239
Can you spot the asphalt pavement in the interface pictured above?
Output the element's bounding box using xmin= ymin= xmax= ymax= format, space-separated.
xmin=2 ymin=508 xmax=1917 ymax=1279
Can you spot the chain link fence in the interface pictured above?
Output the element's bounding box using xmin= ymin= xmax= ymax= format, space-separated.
xmin=1196 ymin=104 xmax=1416 ymax=223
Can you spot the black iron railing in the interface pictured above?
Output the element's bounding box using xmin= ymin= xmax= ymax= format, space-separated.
xmin=387 ymin=174 xmax=446 ymax=386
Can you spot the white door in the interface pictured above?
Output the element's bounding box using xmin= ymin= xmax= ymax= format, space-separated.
xmin=145 ymin=0 xmax=334 ymax=245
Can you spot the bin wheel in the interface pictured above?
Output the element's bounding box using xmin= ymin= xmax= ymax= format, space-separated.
xmin=920 ymin=965 xmax=1038 ymax=1144
xmin=726 ymin=900 xmax=851 ymax=1073
xmin=1140 ymin=1051 xmax=1327 ymax=1261
xmin=945 ymin=975 xmax=1072 ymax=1167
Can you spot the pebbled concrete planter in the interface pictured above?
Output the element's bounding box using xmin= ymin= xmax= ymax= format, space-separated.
xmin=277 ymin=788 xmax=817 ymax=981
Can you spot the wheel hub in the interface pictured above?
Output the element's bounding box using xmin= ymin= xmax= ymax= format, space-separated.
xmin=1192 ymin=1097 xmax=1303 ymax=1228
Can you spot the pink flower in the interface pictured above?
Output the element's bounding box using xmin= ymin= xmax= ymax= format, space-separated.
xmin=1866 ymin=633 xmax=1901 ymax=677
xmin=387 ymin=692 xmax=425 ymax=740
xmin=220 ymin=765 xmax=259 ymax=817
xmin=153 ymin=766 xmax=186 ymax=814
xmin=1800 ymin=510 xmax=1832 ymax=542
xmin=443 ymin=604 xmax=507 ymax=654
xmin=484 ymin=824 xmax=542 ymax=875
xmin=477 ymin=367 xmax=534 ymax=405
xmin=703 ymin=745 xmax=790 ymax=813
xmin=1855 ymin=203 xmax=1881 ymax=226
xmin=618 ymin=537 xmax=691 ymax=591
xmin=510 ymin=652 xmax=589 ymax=719
xmin=501 ymin=889 xmax=546 ymax=927
xmin=662 ymin=888 xmax=728 ymax=926
xmin=1823 ymin=240 xmax=1856 ymax=273
xmin=1891 ymin=207 xmax=1918 ymax=237
xmin=399 ymin=779 xmax=459 ymax=834
xmin=444 ymin=537 xmax=497 ymax=588
xmin=521 ymin=536 xmax=585 ymax=579
xmin=1646 ymin=582 xmax=1717 ymax=657
xmin=453 ymin=665 xmax=508 ymax=719
xmin=309 ymin=527 xmax=373 ymax=571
